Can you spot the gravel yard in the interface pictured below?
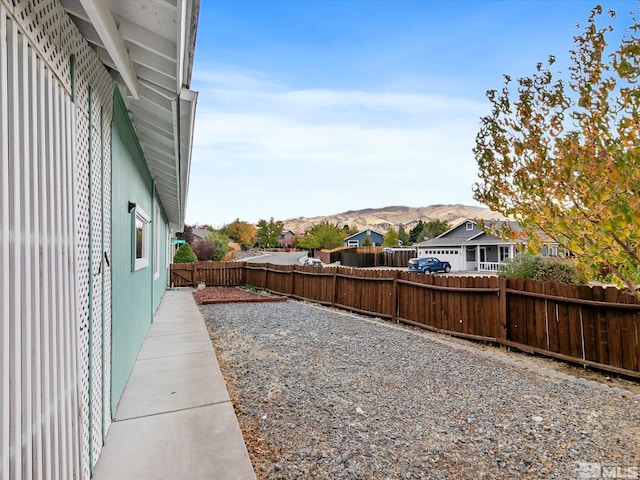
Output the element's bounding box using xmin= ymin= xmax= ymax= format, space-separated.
xmin=202 ymin=300 xmax=640 ymax=480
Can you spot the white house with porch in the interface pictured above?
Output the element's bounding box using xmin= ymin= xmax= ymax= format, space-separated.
xmin=414 ymin=219 xmax=520 ymax=272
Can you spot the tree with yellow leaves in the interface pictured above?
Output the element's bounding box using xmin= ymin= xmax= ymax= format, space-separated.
xmin=473 ymin=5 xmax=639 ymax=294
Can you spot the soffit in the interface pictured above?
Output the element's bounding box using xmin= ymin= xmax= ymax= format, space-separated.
xmin=61 ymin=0 xmax=200 ymax=230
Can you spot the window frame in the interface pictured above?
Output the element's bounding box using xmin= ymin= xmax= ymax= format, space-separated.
xmin=133 ymin=205 xmax=151 ymax=271
xmin=153 ymin=200 xmax=160 ymax=279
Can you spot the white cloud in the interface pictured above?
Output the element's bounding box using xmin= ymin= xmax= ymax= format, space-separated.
xmin=186 ymin=67 xmax=487 ymax=225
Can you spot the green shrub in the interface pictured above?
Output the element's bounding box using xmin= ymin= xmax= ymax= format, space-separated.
xmin=204 ymin=231 xmax=230 ymax=261
xmin=499 ymin=253 xmax=584 ymax=285
xmin=532 ymin=258 xmax=585 ymax=284
xmin=173 ymin=242 xmax=197 ymax=263
xmin=498 ymin=252 xmax=541 ymax=279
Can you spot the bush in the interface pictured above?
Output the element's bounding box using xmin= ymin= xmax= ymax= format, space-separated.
xmin=532 ymin=258 xmax=585 ymax=284
xmin=191 ymin=240 xmax=218 ymax=261
xmin=498 ymin=253 xmax=541 ymax=279
xmin=499 ymin=253 xmax=584 ymax=285
xmin=173 ymin=243 xmax=197 ymax=263
xmin=192 ymin=232 xmax=230 ymax=261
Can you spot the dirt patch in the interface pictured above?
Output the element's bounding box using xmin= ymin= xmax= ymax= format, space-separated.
xmin=193 ymin=286 xmax=287 ymax=305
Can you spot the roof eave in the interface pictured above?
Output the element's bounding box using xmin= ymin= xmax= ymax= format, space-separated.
xmin=174 ymin=88 xmax=198 ymax=231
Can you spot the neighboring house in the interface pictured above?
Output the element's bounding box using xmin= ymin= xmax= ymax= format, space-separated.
xmin=1 ymin=1 xmax=199 ymax=478
xmin=344 ymin=229 xmax=385 ymax=247
xmin=192 ymin=227 xmax=214 ymax=240
xmin=278 ymin=230 xmax=297 ymax=248
xmin=414 ymin=219 xmax=562 ymax=272
xmin=414 ymin=220 xmax=520 ymax=272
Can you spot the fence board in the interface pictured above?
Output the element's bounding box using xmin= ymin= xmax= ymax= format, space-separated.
xmin=565 ymin=284 xmax=580 ymax=357
xmin=489 ymin=276 xmax=502 ymax=338
xmin=581 ymin=285 xmax=599 ymax=365
xmin=533 ymin=281 xmax=547 ymax=351
xmin=427 ymin=276 xmax=436 ymax=328
xmin=595 ymin=286 xmax=611 ymax=366
xmin=546 ymin=282 xmax=558 ymax=353
xmin=565 ymin=284 xmax=583 ymax=360
xmin=621 ymin=291 xmax=640 ymax=372
xmin=474 ymin=276 xmax=485 ymax=337
xmin=507 ymin=278 xmax=524 ymax=344
xmin=605 ymin=287 xmax=622 ymax=369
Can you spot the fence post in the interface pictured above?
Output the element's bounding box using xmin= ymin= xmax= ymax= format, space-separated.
xmin=499 ymin=277 xmax=508 ymax=341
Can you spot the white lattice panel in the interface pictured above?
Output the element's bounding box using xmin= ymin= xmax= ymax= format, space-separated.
xmin=101 ymin=104 xmax=113 ymax=437
xmin=89 ymin=94 xmax=103 ymax=469
xmin=4 ymin=0 xmax=73 ymax=94
xmin=1 ymin=1 xmax=115 ymax=479
xmin=0 ymin=4 xmax=83 ymax=478
xmin=74 ymin=71 xmax=91 ymax=480
xmin=0 ymin=5 xmax=9 ymax=478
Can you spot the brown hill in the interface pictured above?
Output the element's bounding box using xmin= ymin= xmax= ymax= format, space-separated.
xmin=282 ymin=204 xmax=507 ymax=233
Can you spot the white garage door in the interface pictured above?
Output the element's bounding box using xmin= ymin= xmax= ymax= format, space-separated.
xmin=417 ymin=248 xmax=463 ymax=271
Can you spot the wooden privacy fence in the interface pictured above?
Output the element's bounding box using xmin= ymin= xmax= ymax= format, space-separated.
xmin=170 ymin=261 xmax=640 ymax=378
xmin=339 ymin=249 xmax=414 ymax=268
xmin=170 ymin=261 xmax=245 ymax=287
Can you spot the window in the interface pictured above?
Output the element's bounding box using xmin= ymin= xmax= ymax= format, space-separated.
xmin=466 ymin=247 xmax=476 ymax=261
xmin=466 ymin=222 xmax=474 ymax=231
xmin=154 ymin=200 xmax=160 ymax=279
xmin=133 ymin=206 xmax=150 ymax=271
xmin=499 ymin=245 xmax=510 ymax=261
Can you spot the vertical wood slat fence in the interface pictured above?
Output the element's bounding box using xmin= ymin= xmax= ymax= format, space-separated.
xmin=169 ymin=261 xmax=245 ymax=287
xmin=170 ymin=261 xmax=640 ymax=378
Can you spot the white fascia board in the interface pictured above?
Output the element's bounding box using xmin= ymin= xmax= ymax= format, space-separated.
xmin=467 ymin=232 xmax=484 ymax=241
xmin=176 ymin=88 xmax=198 ymax=230
xmin=177 ymin=0 xmax=200 ymax=89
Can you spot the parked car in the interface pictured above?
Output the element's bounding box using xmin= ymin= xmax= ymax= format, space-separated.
xmin=407 ymin=257 xmax=451 ymax=274
xmin=304 ymin=257 xmax=323 ymax=267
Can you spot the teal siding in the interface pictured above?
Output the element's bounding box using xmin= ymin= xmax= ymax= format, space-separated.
xmin=110 ymin=88 xmax=168 ymax=412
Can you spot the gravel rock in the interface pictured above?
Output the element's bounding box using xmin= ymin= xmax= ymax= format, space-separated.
xmin=203 ymin=301 xmax=640 ymax=480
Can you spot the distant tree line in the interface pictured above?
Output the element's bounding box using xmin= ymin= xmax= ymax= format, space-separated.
xmin=173 ymin=217 xmax=452 ymax=263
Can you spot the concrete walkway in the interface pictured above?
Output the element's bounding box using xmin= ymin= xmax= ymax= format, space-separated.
xmin=92 ymin=289 xmax=256 ymax=480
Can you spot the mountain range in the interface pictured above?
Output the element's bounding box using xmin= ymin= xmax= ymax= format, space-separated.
xmin=281 ymin=204 xmax=507 ymax=233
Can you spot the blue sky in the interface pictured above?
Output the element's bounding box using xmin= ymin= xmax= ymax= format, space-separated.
xmin=186 ymin=0 xmax=638 ymax=227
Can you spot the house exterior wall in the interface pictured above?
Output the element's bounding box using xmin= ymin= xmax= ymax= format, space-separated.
xmin=344 ymin=230 xmax=384 ymax=247
xmin=444 ymin=221 xmax=480 ymax=238
xmin=110 ymin=89 xmax=164 ymax=413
